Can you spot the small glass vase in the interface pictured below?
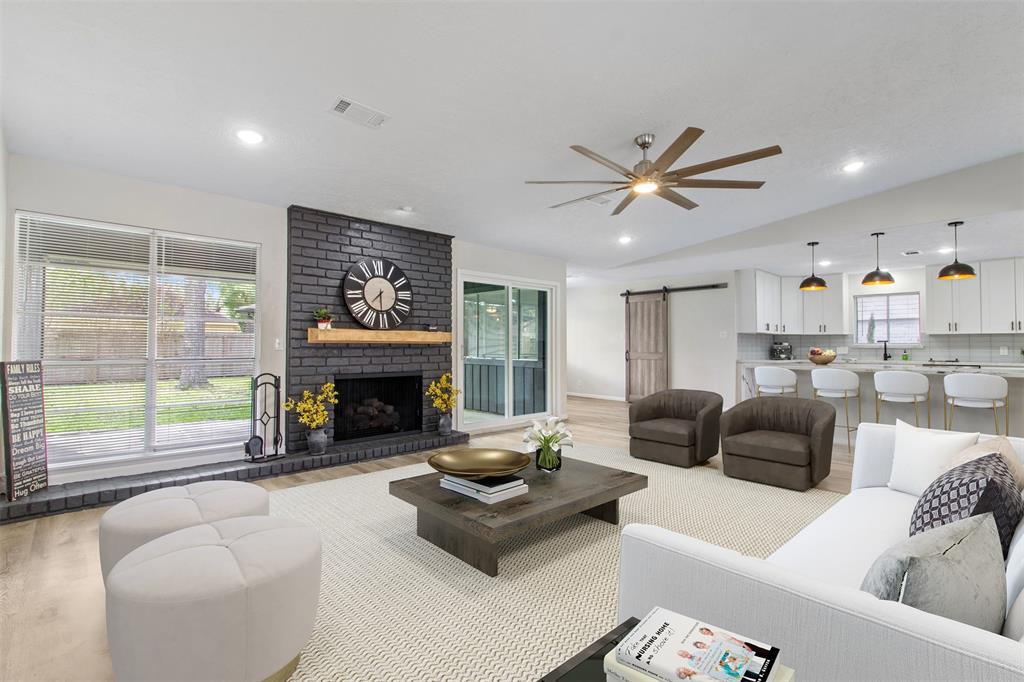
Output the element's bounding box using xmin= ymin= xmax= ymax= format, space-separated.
xmin=535 ymin=447 xmax=561 ymax=472
xmin=307 ymin=428 xmax=328 ymax=455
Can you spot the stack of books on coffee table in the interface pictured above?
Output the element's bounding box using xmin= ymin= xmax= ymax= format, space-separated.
xmin=440 ymin=474 xmax=528 ymax=504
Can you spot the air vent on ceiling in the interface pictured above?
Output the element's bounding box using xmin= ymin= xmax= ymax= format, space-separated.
xmin=901 ymin=250 xmax=921 ymax=256
xmin=331 ymin=97 xmax=391 ymax=129
xmin=584 ymin=194 xmax=613 ymax=206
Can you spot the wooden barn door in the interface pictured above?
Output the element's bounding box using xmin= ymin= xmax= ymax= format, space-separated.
xmin=625 ymin=292 xmax=668 ymax=402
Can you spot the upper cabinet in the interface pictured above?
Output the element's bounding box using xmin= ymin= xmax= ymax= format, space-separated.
xmin=779 ymin=277 xmax=804 ymax=334
xmin=926 ymin=262 xmax=981 ymax=334
xmin=738 ymin=270 xmax=846 ymax=335
xmin=981 ymin=258 xmax=1024 ymax=333
xmin=802 ymin=273 xmax=847 ymax=335
xmin=737 ymin=269 xmax=781 ymax=334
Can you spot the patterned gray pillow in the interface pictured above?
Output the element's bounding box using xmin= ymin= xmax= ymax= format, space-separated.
xmin=909 ymin=453 xmax=1024 ymax=558
xmin=861 ymin=514 xmax=1006 ymax=633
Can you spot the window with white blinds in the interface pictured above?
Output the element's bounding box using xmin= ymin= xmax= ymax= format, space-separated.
xmin=13 ymin=212 xmax=259 ymax=465
xmin=855 ymin=292 xmax=921 ymax=345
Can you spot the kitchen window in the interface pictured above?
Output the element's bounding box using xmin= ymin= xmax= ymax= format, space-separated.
xmin=855 ymin=292 xmax=921 ymax=345
xmin=12 ymin=212 xmax=259 ymax=466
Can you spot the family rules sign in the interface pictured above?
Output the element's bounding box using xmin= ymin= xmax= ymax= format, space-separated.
xmin=2 ymin=361 xmax=48 ymax=500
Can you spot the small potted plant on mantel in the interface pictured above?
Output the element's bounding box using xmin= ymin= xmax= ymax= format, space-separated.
xmin=283 ymin=382 xmax=339 ymax=455
xmin=313 ymin=307 xmax=333 ymax=330
xmin=425 ymin=372 xmax=460 ymax=436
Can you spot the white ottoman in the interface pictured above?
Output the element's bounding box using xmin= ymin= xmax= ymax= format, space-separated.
xmin=99 ymin=481 xmax=269 ymax=578
xmin=106 ymin=516 xmax=322 ymax=682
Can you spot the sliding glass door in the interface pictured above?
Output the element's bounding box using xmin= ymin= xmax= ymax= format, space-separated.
xmin=460 ymin=278 xmax=551 ymax=428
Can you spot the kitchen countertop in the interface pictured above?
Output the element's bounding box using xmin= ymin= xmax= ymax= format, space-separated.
xmin=736 ymin=359 xmax=1024 ymax=379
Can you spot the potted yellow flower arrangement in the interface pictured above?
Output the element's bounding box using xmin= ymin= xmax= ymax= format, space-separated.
xmin=283 ymin=382 xmax=339 ymax=454
xmin=425 ymin=372 xmax=459 ymax=436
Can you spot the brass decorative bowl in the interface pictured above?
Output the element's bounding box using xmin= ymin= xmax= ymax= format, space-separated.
xmin=808 ymin=349 xmax=837 ymax=365
xmin=427 ymin=448 xmax=531 ymax=480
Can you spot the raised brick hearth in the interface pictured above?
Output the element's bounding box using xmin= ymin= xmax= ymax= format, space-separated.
xmin=286 ymin=205 xmax=455 ymax=453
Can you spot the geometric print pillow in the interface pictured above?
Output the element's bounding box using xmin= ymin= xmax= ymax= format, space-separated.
xmin=909 ymin=453 xmax=1024 ymax=559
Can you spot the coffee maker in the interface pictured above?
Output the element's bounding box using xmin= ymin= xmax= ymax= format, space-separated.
xmin=770 ymin=342 xmax=793 ymax=360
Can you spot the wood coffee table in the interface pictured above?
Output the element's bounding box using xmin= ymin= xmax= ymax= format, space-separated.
xmin=388 ymin=457 xmax=647 ymax=576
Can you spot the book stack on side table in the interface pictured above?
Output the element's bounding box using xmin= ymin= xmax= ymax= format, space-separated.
xmin=606 ymin=607 xmax=794 ymax=682
xmin=439 ymin=474 xmax=528 ymax=504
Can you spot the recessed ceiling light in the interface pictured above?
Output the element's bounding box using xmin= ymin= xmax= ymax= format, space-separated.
xmin=818 ymin=260 xmax=832 ymax=267
xmin=235 ymin=129 xmax=264 ymax=145
xmin=937 ymin=246 xmax=955 ymax=254
xmin=618 ymin=235 xmax=633 ymax=245
xmin=842 ymin=160 xmax=865 ymax=173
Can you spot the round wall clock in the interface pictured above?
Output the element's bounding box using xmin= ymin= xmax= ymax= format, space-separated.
xmin=343 ymin=257 xmax=413 ymax=329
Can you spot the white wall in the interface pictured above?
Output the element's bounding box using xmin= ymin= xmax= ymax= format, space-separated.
xmin=451 ymin=239 xmax=567 ymax=421
xmin=5 ymin=155 xmax=287 ymax=480
xmin=567 ymin=271 xmax=739 ymax=406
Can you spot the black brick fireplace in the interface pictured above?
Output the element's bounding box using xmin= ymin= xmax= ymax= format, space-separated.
xmin=334 ymin=373 xmax=423 ymax=442
xmin=286 ymin=205 xmax=465 ymax=455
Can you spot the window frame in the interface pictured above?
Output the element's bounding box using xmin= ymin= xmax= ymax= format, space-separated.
xmin=12 ymin=211 xmax=262 ymax=468
xmin=852 ymin=291 xmax=923 ymax=348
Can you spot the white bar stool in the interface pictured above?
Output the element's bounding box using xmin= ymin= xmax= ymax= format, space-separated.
xmin=754 ymin=366 xmax=798 ymax=397
xmin=944 ymin=373 xmax=1009 ymax=435
xmin=812 ymin=368 xmax=861 ymax=451
xmin=873 ymin=370 xmax=930 ymax=428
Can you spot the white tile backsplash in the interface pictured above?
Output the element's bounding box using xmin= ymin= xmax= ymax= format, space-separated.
xmin=738 ymin=333 xmax=1024 ymax=364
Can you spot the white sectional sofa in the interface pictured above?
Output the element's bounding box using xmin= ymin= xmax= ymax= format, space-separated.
xmin=617 ymin=423 xmax=1024 ymax=681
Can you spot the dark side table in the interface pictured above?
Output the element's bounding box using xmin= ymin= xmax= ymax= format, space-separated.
xmin=539 ymin=617 xmax=639 ymax=682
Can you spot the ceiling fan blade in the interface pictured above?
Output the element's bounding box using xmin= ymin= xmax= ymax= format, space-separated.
xmin=549 ymin=187 xmax=628 ymax=209
xmin=650 ymin=127 xmax=704 ymax=174
xmin=655 ymin=188 xmax=698 ymax=210
xmin=525 ymin=180 xmax=628 ymax=184
xmin=666 ymin=179 xmax=765 ymax=189
xmin=570 ymin=145 xmax=636 ymax=178
xmin=610 ymin=191 xmax=639 ymax=216
xmin=664 ymin=145 xmax=783 ymax=179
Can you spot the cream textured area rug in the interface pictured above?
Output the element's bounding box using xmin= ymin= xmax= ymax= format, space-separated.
xmin=271 ymin=445 xmax=842 ymax=681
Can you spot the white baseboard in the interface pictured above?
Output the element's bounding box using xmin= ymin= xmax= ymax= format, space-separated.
xmin=567 ymin=391 xmax=626 ymax=402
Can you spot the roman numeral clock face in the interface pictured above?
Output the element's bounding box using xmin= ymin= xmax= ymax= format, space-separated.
xmin=343 ymin=258 xmax=413 ymax=329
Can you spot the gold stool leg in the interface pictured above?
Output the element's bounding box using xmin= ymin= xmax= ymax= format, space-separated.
xmin=943 ymin=393 xmax=948 ymax=429
xmin=949 ymin=401 xmax=956 ymax=430
xmin=1006 ymin=393 xmax=1010 ymax=436
xmin=926 ymin=392 xmax=931 ymax=429
xmin=913 ymin=399 xmax=919 ymax=427
xmin=844 ymin=393 xmax=852 ymax=452
xmin=993 ymin=400 xmax=1001 ymax=436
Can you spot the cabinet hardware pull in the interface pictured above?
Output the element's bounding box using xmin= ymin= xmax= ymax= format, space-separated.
xmin=955 ymin=322 xmax=958 ymax=332
xmin=948 ymin=322 xmax=951 ymax=332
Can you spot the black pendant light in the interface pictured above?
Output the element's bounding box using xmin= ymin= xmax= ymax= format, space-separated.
xmin=937 ymin=221 xmax=977 ymax=280
xmin=799 ymin=241 xmax=828 ymax=291
xmin=862 ymin=232 xmax=895 ymax=286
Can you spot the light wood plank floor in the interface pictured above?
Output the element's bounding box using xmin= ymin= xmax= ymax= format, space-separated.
xmin=0 ymin=396 xmax=850 ymax=681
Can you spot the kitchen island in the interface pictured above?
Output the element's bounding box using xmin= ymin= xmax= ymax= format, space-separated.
xmin=737 ymin=359 xmax=1024 ymax=437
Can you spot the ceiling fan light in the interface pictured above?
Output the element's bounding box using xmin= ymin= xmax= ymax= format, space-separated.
xmin=937 ymin=261 xmax=977 ymax=280
xmin=633 ymin=180 xmax=659 ymax=194
xmin=799 ymin=275 xmax=828 ymax=291
xmin=861 ymin=269 xmax=895 ymax=286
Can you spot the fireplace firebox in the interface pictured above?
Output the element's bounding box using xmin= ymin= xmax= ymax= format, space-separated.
xmin=334 ymin=373 xmax=423 ymax=442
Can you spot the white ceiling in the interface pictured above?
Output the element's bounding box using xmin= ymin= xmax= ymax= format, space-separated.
xmin=3 ymin=2 xmax=1023 ymax=270
xmin=569 ymin=210 xmax=1024 ymax=283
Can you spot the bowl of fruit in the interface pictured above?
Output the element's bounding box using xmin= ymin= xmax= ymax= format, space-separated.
xmin=808 ymin=347 xmax=837 ymax=365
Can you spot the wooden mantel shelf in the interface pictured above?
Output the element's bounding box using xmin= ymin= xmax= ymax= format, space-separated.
xmin=307 ymin=327 xmax=452 ymax=345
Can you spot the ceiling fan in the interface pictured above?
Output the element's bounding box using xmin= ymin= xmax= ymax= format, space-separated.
xmin=526 ymin=127 xmax=782 ymax=215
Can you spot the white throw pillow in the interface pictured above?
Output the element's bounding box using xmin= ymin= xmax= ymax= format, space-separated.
xmin=947 ymin=437 xmax=1024 ymax=491
xmin=887 ymin=420 xmax=979 ymax=497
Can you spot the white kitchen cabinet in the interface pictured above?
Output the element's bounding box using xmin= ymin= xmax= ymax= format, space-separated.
xmin=755 ymin=270 xmax=782 ymax=334
xmin=1016 ymin=258 xmax=1024 ymax=332
xmin=780 ymin=277 xmax=804 ymax=334
xmin=981 ymin=259 xmax=1018 ymax=334
xmin=737 ymin=269 xmax=782 ymax=334
xmin=802 ymin=273 xmax=846 ymax=334
xmin=926 ymin=262 xmax=981 ymax=334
